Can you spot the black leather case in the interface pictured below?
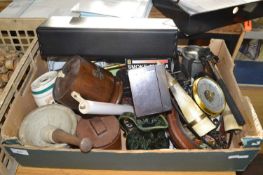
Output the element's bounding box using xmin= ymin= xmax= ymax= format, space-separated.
xmin=37 ymin=17 xmax=178 ymax=61
xmin=153 ymin=0 xmax=263 ymax=35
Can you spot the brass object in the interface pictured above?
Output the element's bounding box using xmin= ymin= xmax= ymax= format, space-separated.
xmin=199 ymin=48 xmax=245 ymax=125
xmin=104 ymin=64 xmax=126 ymax=70
xmin=223 ymin=105 xmax=243 ymax=132
xmin=167 ymin=108 xmax=199 ymax=149
xmin=166 ymin=72 xmax=216 ymax=137
xmin=193 ymin=77 xmax=226 ymax=116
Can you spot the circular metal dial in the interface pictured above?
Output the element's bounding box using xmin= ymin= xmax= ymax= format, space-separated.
xmin=193 ymin=77 xmax=225 ymax=116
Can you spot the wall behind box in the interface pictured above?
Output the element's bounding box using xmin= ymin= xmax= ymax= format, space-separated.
xmin=0 ymin=39 xmax=262 ymax=172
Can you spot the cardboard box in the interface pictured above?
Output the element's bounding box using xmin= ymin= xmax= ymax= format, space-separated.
xmin=1 ymin=39 xmax=262 ymax=171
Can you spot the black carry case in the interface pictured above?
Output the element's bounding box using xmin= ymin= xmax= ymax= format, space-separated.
xmin=37 ymin=16 xmax=178 ymax=61
xmin=153 ymin=0 xmax=263 ymax=35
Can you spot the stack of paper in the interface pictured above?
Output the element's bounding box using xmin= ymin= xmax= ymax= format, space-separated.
xmin=0 ymin=0 xmax=79 ymax=18
xmin=0 ymin=0 xmax=152 ymax=18
xmin=0 ymin=0 xmax=34 ymax=17
xmin=72 ymin=0 xmax=152 ymax=18
xmin=20 ymin=0 xmax=79 ymax=18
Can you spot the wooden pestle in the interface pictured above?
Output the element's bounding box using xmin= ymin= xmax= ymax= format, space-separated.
xmin=52 ymin=129 xmax=93 ymax=152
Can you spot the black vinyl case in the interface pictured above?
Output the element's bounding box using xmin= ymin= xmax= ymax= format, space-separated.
xmin=37 ymin=16 xmax=178 ymax=61
xmin=153 ymin=0 xmax=263 ymax=35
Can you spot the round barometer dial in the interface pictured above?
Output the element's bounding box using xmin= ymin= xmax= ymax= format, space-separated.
xmin=193 ymin=77 xmax=225 ymax=116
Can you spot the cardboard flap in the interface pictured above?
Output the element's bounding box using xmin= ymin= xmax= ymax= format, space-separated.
xmin=242 ymin=97 xmax=263 ymax=138
xmin=1 ymin=55 xmax=47 ymax=143
xmin=210 ymin=39 xmax=263 ymax=139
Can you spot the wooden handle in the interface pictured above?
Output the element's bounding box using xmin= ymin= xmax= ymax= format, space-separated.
xmin=52 ymin=129 xmax=93 ymax=152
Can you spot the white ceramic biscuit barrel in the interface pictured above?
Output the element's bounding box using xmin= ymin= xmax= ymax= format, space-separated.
xmin=31 ymin=71 xmax=57 ymax=106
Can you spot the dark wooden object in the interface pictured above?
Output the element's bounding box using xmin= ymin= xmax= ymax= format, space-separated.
xmin=52 ymin=129 xmax=93 ymax=152
xmin=53 ymin=56 xmax=123 ymax=110
xmin=76 ymin=116 xmax=121 ymax=150
xmin=128 ymin=65 xmax=172 ymax=117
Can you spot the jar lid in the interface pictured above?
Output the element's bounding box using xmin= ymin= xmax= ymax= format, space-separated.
xmin=31 ymin=71 xmax=57 ymax=93
xmin=76 ymin=116 xmax=121 ymax=149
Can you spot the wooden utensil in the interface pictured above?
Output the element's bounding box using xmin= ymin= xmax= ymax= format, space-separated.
xmin=52 ymin=128 xmax=93 ymax=152
xmin=19 ymin=104 xmax=92 ymax=152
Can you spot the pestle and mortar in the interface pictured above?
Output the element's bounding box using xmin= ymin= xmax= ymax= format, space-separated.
xmin=20 ymin=56 xmax=133 ymax=152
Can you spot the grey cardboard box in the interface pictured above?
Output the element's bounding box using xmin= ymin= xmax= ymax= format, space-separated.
xmin=1 ymin=39 xmax=263 ymax=171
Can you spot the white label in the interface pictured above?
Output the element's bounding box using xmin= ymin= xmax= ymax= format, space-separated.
xmin=251 ymin=141 xmax=261 ymax=146
xmin=228 ymin=155 xmax=249 ymax=159
xmin=10 ymin=148 xmax=29 ymax=156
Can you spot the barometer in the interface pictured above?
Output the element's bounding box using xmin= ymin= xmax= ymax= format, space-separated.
xmin=193 ymin=77 xmax=225 ymax=116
